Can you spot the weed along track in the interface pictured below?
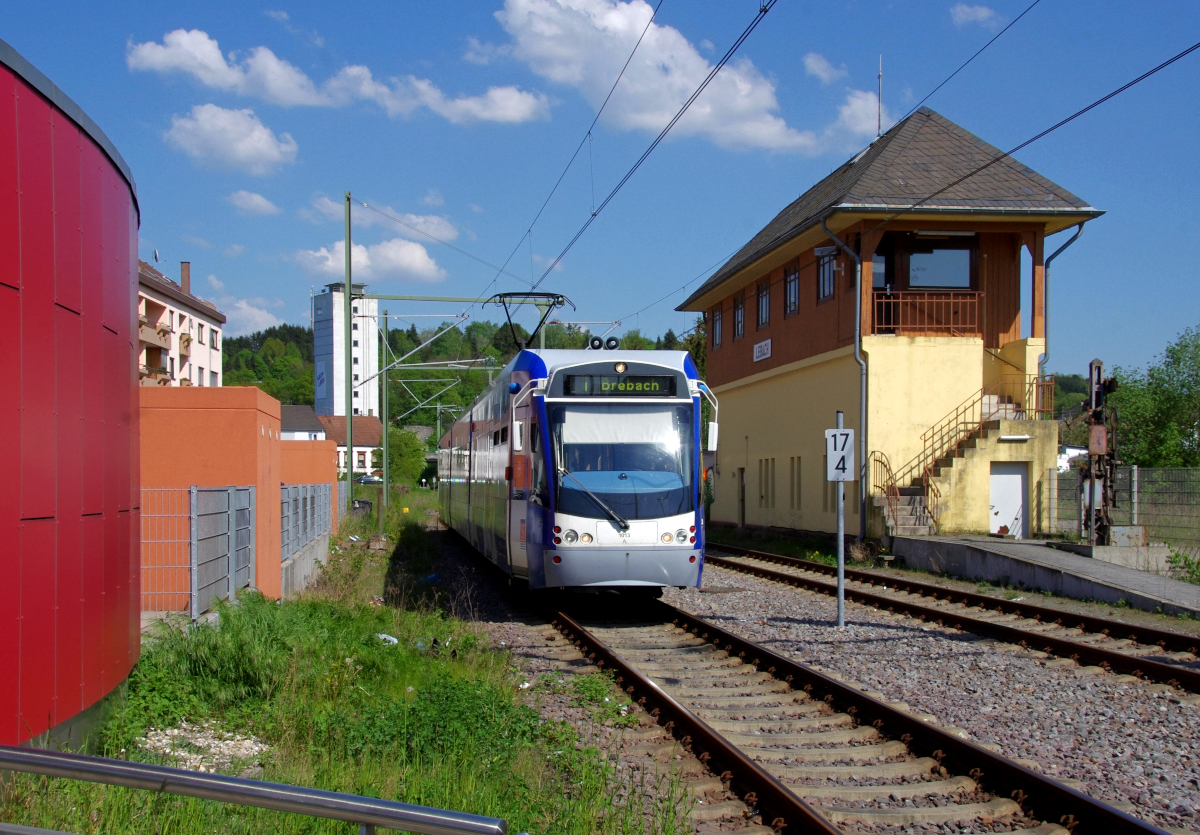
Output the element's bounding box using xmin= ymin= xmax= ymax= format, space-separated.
xmin=548 ymin=601 xmax=1174 ymax=835
xmin=704 ymin=546 xmax=1200 ymax=695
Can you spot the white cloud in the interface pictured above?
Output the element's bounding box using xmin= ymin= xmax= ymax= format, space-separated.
xmin=229 ymin=189 xmax=282 ymax=215
xmin=182 ymin=234 xmax=212 ymax=249
xmin=950 ymin=3 xmax=999 ymax=27
xmin=422 ymin=189 xmax=444 ymax=206
xmin=164 ymin=104 xmax=298 ymax=175
xmin=532 ymin=253 xmax=563 ymax=272
xmin=226 ymin=298 xmax=283 ymax=335
xmin=204 ymin=272 xmax=286 ymax=335
xmin=294 ymin=238 xmax=446 ymax=282
xmin=495 ymin=0 xmax=812 ymax=150
xmin=128 ymin=29 xmax=325 ymax=106
xmin=300 ymin=195 xmax=459 ymax=243
xmin=223 ymin=243 xmax=246 ymax=257
xmin=264 ymin=11 xmax=289 ymax=22
xmin=129 ymin=29 xmax=548 ymax=123
xmin=464 ymin=36 xmax=512 ymax=65
xmin=491 ymin=0 xmax=887 ymax=154
xmin=469 ymin=203 xmax=484 ymax=213
xmin=804 ymin=53 xmax=847 ymax=85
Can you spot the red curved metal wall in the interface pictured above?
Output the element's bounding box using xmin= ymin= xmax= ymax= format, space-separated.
xmin=0 ymin=59 xmax=139 ymax=745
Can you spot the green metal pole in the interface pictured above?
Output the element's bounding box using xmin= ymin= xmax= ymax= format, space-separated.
xmin=344 ymin=191 xmax=354 ymax=512
xmin=536 ymin=301 xmax=548 ymax=349
xmin=381 ymin=310 xmax=389 ymax=508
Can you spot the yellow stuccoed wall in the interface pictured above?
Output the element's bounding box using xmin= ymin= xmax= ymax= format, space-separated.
xmin=710 ymin=348 xmax=862 ymax=532
xmin=931 ymin=418 xmax=1059 ymax=535
xmin=708 ymin=335 xmax=1057 ymax=537
xmin=862 ymin=335 xmax=984 ymax=476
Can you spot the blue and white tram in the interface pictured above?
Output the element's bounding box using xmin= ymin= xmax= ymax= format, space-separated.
xmin=438 ymin=349 xmax=714 ymax=591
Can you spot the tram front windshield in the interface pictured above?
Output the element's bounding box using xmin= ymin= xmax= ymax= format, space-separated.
xmin=549 ymin=402 xmax=695 ymax=520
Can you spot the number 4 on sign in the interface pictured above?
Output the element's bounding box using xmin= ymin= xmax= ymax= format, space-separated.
xmin=825 ymin=429 xmax=855 ymax=482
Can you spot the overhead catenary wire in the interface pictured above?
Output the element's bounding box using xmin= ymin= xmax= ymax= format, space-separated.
xmin=465 ymin=0 xmax=667 ymax=306
xmin=901 ymin=0 xmax=1043 ymax=122
xmin=692 ymin=36 xmax=1200 ymax=315
xmin=532 ymin=0 xmax=779 ymax=290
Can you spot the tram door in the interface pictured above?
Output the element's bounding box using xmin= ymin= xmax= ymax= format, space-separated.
xmin=738 ymin=468 xmax=746 ymax=527
xmin=507 ymin=411 xmax=531 ymax=577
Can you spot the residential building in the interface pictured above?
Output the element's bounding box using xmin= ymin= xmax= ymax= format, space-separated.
xmin=281 ymin=405 xmax=328 ymax=441
xmin=313 ymin=283 xmax=379 ymax=417
xmin=317 ymin=414 xmax=385 ymax=473
xmin=678 ymin=107 xmax=1102 ymax=540
xmin=137 ymin=260 xmax=225 ymax=388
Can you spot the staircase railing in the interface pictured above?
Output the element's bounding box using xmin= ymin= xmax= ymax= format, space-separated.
xmin=868 ymin=451 xmax=901 ymax=532
xmin=920 ymin=465 xmax=942 ymax=533
xmin=886 ymin=374 xmax=1054 ymax=519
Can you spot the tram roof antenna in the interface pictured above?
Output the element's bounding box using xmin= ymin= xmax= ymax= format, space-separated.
xmin=487 ymin=291 xmax=574 ymax=349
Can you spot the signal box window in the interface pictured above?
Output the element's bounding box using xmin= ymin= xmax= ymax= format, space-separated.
xmin=711 ymin=306 xmax=722 ymax=348
xmin=816 ymin=247 xmax=837 ymax=302
xmin=909 ymin=246 xmax=971 ymax=288
xmin=784 ymin=265 xmax=799 ymax=315
xmin=732 ymin=294 xmax=744 ymax=340
xmin=757 ymin=282 xmax=769 ymax=329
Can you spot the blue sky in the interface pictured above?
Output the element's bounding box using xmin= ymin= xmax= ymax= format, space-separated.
xmin=5 ymin=1 xmax=1200 ymax=375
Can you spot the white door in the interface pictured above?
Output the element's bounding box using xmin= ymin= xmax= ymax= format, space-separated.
xmin=989 ymin=462 xmax=1028 ymax=539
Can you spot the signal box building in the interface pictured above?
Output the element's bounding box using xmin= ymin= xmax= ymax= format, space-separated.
xmin=679 ymin=108 xmax=1102 ymax=539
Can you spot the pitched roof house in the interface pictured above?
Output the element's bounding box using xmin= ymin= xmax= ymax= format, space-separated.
xmin=679 ymin=108 xmax=1102 ymax=540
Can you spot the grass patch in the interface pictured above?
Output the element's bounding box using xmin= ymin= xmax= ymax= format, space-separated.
xmin=1 ymin=484 xmax=688 ymax=835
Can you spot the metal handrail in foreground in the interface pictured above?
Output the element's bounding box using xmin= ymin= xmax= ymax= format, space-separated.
xmin=0 ymin=745 xmax=514 ymax=835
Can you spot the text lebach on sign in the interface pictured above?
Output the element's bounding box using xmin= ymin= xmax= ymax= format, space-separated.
xmin=825 ymin=428 xmax=855 ymax=482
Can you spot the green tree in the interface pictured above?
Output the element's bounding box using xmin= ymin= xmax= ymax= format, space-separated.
xmin=661 ymin=329 xmax=679 ymax=350
xmin=387 ymin=427 xmax=430 ymax=483
xmin=1110 ymin=326 xmax=1200 ymax=466
xmin=618 ymin=328 xmax=653 ymax=350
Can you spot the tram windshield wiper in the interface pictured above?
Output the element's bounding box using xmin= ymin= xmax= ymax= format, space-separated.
xmin=558 ymin=468 xmax=630 ymax=530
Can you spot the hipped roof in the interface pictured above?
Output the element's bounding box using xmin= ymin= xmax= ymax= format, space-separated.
xmin=678 ymin=107 xmax=1102 ymax=311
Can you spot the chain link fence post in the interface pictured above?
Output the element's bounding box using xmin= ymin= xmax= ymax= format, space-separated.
xmin=189 ymin=485 xmax=199 ymax=621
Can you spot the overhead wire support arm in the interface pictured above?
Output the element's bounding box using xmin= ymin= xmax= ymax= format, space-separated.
xmin=488 ymin=292 xmax=574 ymax=349
xmin=357 ymin=316 xmax=469 ymax=387
xmin=395 ymin=381 xmax=461 ymax=423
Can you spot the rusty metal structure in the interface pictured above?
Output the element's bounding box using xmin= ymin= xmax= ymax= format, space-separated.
xmin=1070 ymin=359 xmax=1121 ymax=545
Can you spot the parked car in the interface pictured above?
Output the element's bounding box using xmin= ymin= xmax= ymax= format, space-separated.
xmin=354 ymin=474 xmax=384 ymax=485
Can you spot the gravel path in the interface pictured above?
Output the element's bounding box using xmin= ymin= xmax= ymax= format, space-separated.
xmin=663 ymin=563 xmax=1200 ymax=834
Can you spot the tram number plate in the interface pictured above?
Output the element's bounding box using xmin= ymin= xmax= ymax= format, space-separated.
xmin=825 ymin=429 xmax=855 ymax=482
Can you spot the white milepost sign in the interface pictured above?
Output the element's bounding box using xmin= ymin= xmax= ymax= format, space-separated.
xmin=825 ymin=428 xmax=855 ymax=482
xmin=826 ymin=418 xmax=853 ymax=629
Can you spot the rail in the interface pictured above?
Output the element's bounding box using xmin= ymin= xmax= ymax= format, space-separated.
xmin=872 ymin=290 xmax=982 ymax=336
xmin=0 ymin=745 xmax=515 ymax=835
xmin=704 ymin=545 xmax=1200 ymax=693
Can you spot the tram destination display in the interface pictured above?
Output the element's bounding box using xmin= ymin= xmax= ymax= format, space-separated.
xmin=565 ymin=374 xmax=677 ymax=397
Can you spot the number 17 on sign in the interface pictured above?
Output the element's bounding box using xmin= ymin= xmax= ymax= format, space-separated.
xmin=826 ymin=420 xmax=854 ymax=628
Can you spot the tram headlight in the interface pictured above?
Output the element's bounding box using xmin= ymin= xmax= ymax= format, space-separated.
xmin=661 ymin=532 xmax=673 ymax=543
xmin=675 ymin=530 xmax=687 ymax=543
xmin=580 ymin=533 xmax=593 ymax=543
xmin=563 ymin=530 xmax=578 ymax=543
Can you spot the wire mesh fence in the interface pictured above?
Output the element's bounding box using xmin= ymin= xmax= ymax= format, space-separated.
xmin=141 ymin=488 xmax=191 ymax=613
xmin=282 ymin=483 xmax=333 ymax=562
xmin=1054 ymin=467 xmax=1200 ymax=557
xmin=140 ymin=486 xmax=256 ymax=618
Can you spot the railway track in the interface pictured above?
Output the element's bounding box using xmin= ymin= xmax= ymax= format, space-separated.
xmin=704 ymin=545 xmax=1200 ymax=695
xmin=548 ymin=601 xmax=1170 ymax=835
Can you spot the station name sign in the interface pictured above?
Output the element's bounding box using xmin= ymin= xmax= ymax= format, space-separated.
xmin=565 ymin=374 xmax=677 ymax=396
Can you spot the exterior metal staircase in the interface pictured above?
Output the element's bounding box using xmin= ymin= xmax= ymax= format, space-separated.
xmin=870 ymin=374 xmax=1055 ymax=537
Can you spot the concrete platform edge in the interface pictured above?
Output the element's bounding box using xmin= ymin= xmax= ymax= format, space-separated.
xmin=891 ymin=537 xmax=1200 ymax=619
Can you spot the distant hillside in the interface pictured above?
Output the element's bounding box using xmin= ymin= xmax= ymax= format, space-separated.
xmin=223 ymin=325 xmax=315 ymax=405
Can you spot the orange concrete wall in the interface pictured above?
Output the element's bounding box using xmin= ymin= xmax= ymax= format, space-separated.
xmin=281 ymin=440 xmax=339 ymax=533
xmin=140 ymin=386 xmax=283 ymax=598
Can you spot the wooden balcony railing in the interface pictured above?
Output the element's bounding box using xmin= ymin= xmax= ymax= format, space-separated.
xmin=873 ymin=290 xmax=982 ymax=336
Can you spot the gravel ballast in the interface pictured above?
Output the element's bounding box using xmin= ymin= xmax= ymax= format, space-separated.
xmin=664 ymin=563 xmax=1200 ymax=834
